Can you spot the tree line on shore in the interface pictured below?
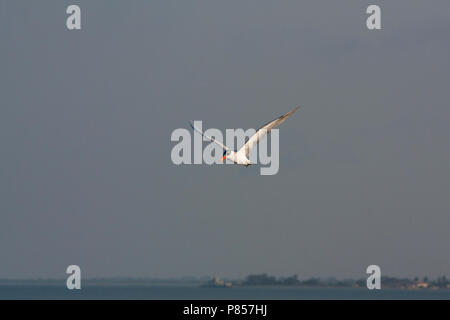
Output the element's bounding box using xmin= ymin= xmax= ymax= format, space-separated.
xmin=231 ymin=273 xmax=450 ymax=289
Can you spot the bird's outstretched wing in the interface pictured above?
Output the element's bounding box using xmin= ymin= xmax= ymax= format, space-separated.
xmin=189 ymin=121 xmax=230 ymax=151
xmin=238 ymin=106 xmax=300 ymax=158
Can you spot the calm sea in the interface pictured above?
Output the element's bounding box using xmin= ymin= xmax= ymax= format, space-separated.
xmin=1 ymin=284 xmax=450 ymax=300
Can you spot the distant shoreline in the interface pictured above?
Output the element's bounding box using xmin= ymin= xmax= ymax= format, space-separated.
xmin=1 ymin=275 xmax=449 ymax=291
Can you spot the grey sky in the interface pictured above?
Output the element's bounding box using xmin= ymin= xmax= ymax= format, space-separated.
xmin=0 ymin=1 xmax=449 ymax=279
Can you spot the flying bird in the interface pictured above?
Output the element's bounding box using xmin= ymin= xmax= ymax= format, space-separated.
xmin=189 ymin=106 xmax=300 ymax=166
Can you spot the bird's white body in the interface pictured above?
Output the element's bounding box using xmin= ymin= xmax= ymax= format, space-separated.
xmin=226 ymin=150 xmax=254 ymax=166
xmin=189 ymin=106 xmax=300 ymax=167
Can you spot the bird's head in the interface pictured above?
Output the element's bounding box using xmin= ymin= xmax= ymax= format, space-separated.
xmin=220 ymin=150 xmax=231 ymax=163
